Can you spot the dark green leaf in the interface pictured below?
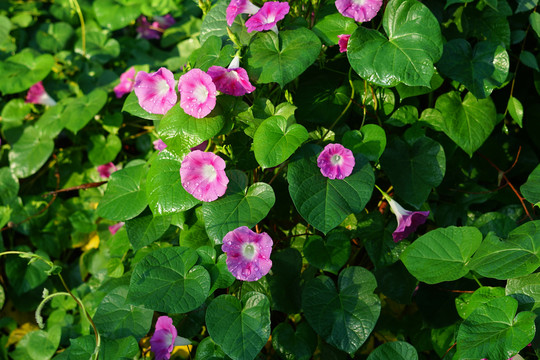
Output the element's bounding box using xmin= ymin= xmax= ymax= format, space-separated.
xmin=366 ymin=341 xmax=418 ymax=360
xmin=520 ymin=50 xmax=540 ymax=71
xmin=303 ymin=231 xmax=351 ymax=274
xmin=88 ymin=134 xmax=121 ymax=166
xmin=62 ymin=90 xmax=108 ymax=134
xmin=0 ymin=167 xmax=19 ymax=205
xmin=75 ymin=31 xmax=120 ymax=63
xmin=272 ymin=322 xmax=317 ymax=360
xmin=521 ymin=164 xmax=540 ymax=208
xmin=125 ymin=208 xmax=171 ymax=251
xmin=93 ymin=0 xmax=141 ymax=31
xmin=0 ymin=51 xmax=54 ymax=95
xmin=342 ymin=125 xmax=386 ymax=162
xmin=506 ymin=273 xmax=540 ymax=311
xmin=36 ymin=22 xmax=73 ymax=53
xmin=192 ymin=36 xmax=235 ymax=71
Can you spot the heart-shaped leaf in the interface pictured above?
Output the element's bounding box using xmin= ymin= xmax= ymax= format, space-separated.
xmin=62 ymin=89 xmax=108 ymax=134
xmin=437 ymin=39 xmax=509 ymax=99
xmin=128 ymin=247 xmax=211 ymax=313
xmin=312 ymin=5 xmax=357 ymax=46
xmin=456 ymin=296 xmax=535 ymax=359
xmin=380 ymin=134 xmax=445 ymax=209
xmin=347 ymin=0 xmax=443 ymax=87
xmin=206 ymin=292 xmax=271 ymax=360
xmin=93 ymin=0 xmax=141 ymax=31
xmin=400 ymin=226 xmax=482 ymax=284
xmin=342 ymin=124 xmax=387 ymax=162
xmin=432 ymin=91 xmax=497 ymax=157
xmin=506 ymin=273 xmax=540 ymax=311
xmin=202 ymin=171 xmax=275 ymax=243
xmin=455 ymin=287 xmax=506 ymax=320
xmin=0 ymin=50 xmax=54 ymax=95
xmin=9 ymin=126 xmax=54 ymax=179
xmin=253 ymin=115 xmax=308 ymax=169
xmin=88 ymin=134 xmax=122 ymax=166
xmin=288 ymin=144 xmax=374 ymax=234
xmin=246 ymin=28 xmax=321 ymax=88
xmin=146 ymin=150 xmax=200 ymax=216
xmin=521 ymin=164 xmax=540 ymax=208
xmin=272 ymin=322 xmax=317 ymax=360
xmin=36 ymin=22 xmax=73 ymax=53
xmin=97 ymin=163 xmax=148 ymax=221
xmin=0 ymin=167 xmax=18 ymax=205
xmin=125 ymin=208 xmax=171 ymax=251
xmin=303 ymin=231 xmax=351 ymax=274
xmin=367 ymin=341 xmax=418 ymax=360
xmin=302 ymin=267 xmax=381 ymax=355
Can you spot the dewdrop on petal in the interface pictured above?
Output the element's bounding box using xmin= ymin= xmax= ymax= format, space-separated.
xmin=178 ymin=69 xmax=217 ymax=119
xmin=207 ymin=55 xmax=256 ymax=96
xmin=335 ymin=0 xmax=383 ymax=23
xmin=317 ymin=143 xmax=355 ymax=180
xmin=180 ymin=150 xmax=229 ymax=202
xmin=245 ymin=1 xmax=290 ymax=34
xmin=134 ymin=67 xmax=177 ymax=115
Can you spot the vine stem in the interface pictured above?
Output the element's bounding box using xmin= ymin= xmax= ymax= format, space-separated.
xmin=320 ymin=67 xmax=355 ymax=142
xmin=68 ymin=0 xmax=86 ymax=56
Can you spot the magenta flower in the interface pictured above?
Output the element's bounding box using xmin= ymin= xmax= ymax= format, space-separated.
xmin=134 ymin=67 xmax=177 ymax=115
xmin=226 ymin=0 xmax=260 ymax=26
xmin=335 ymin=0 xmax=383 ymax=23
xmin=178 ymin=69 xmax=217 ymax=119
xmin=150 ymin=316 xmax=177 ymax=360
xmin=222 ymin=226 xmax=273 ymax=282
xmin=180 ymin=150 xmax=229 ymax=202
xmin=108 ymin=222 xmax=125 ymax=235
xmin=191 ymin=140 xmax=208 ymax=152
xmin=245 ymin=1 xmax=290 ymax=33
xmin=388 ymin=198 xmax=429 ymax=243
xmin=114 ymin=67 xmax=136 ymax=98
xmin=25 ymin=82 xmax=56 ymax=106
xmin=317 ymin=143 xmax=355 ymax=180
xmin=137 ymin=16 xmax=161 ymax=40
xmin=207 ymin=55 xmax=256 ymax=96
xmin=97 ymin=162 xmax=117 ymax=178
xmin=337 ymin=34 xmax=351 ymax=53
xmin=153 ymin=139 xmax=168 ymax=152
xmin=154 ymin=14 xmax=175 ymax=29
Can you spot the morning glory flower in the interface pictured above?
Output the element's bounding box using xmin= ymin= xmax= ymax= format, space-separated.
xmin=337 ymin=34 xmax=351 ymax=53
xmin=226 ymin=0 xmax=260 ymax=26
xmin=114 ymin=67 xmax=136 ymax=98
xmin=180 ymin=150 xmax=229 ymax=202
xmin=335 ymin=0 xmax=383 ymax=23
xmin=108 ymin=222 xmax=125 ymax=235
xmin=134 ymin=67 xmax=177 ymax=115
xmin=25 ymin=82 xmax=56 ymax=106
xmin=245 ymin=1 xmax=290 ymax=33
xmin=97 ymin=162 xmax=117 ymax=178
xmin=178 ymin=68 xmax=217 ymax=119
xmin=207 ymin=55 xmax=256 ymax=96
xmin=317 ymin=143 xmax=355 ymax=180
xmin=387 ymin=198 xmax=430 ymax=242
xmin=222 ymin=226 xmax=273 ymax=282
xmin=137 ymin=15 xmax=175 ymax=40
xmin=150 ymin=316 xmax=191 ymax=360
xmin=153 ymin=139 xmax=168 ymax=152
xmin=191 ymin=140 xmax=208 ymax=152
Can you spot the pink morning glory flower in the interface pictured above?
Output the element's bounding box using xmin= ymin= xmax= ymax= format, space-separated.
xmin=226 ymin=0 xmax=260 ymax=26
xmin=153 ymin=139 xmax=168 ymax=152
xmin=207 ymin=55 xmax=256 ymax=96
xmin=317 ymin=143 xmax=355 ymax=180
xmin=335 ymin=0 xmax=383 ymax=23
xmin=114 ymin=67 xmax=136 ymax=98
xmin=108 ymin=222 xmax=125 ymax=235
xmin=150 ymin=316 xmax=191 ymax=360
xmin=154 ymin=14 xmax=175 ymax=29
xmin=180 ymin=150 xmax=229 ymax=202
xmin=178 ymin=68 xmax=217 ymax=119
xmin=97 ymin=162 xmax=117 ymax=178
xmin=136 ymin=15 xmax=174 ymax=40
xmin=387 ymin=198 xmax=429 ymax=243
xmin=134 ymin=67 xmax=177 ymax=115
xmin=25 ymin=82 xmax=56 ymax=106
xmin=337 ymin=34 xmax=351 ymax=53
xmin=245 ymin=1 xmax=290 ymax=33
xmin=222 ymin=226 xmax=273 ymax=282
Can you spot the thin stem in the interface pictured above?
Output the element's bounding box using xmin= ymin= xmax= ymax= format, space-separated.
xmin=68 ymin=0 xmax=86 ymax=56
xmin=471 ymin=273 xmax=483 ymax=288
xmin=43 ymin=181 xmax=107 ymax=197
xmin=320 ymin=67 xmax=355 ymax=141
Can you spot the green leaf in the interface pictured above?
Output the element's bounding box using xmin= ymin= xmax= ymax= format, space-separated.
xmin=530 ymin=12 xmax=540 ymax=38
xmin=272 ymin=322 xmax=317 ymax=360
xmin=288 ymin=144 xmax=374 ymax=234
xmin=302 ymin=267 xmax=381 ymax=355
xmin=88 ymin=134 xmax=122 ymax=166
xmin=366 ymin=341 xmax=418 ymax=360
xmin=437 ymin=40 xmax=509 ymax=99
xmin=125 ymin=208 xmax=171 ymax=251
xmin=194 ymin=337 xmax=229 ymax=360
xmin=432 ymin=91 xmax=497 ymax=157
xmin=465 ymin=4 xmax=511 ymax=48
xmin=401 ymin=226 xmax=482 ymax=284
xmin=122 ymin=91 xmax=163 ymax=121
xmin=5 ymin=250 xmax=50 ymax=296
xmin=455 ymin=287 xmax=506 ymax=320
xmin=128 ymin=247 xmax=211 ymax=313
xmin=347 ymin=0 xmax=443 ymax=87
xmin=9 ymin=126 xmax=54 ymax=179
xmin=97 ymin=163 xmax=148 ymax=221
xmin=75 ymin=31 xmax=120 ymax=64
xmin=520 ymin=50 xmax=540 ymax=71
xmin=342 ymin=125 xmax=386 ymax=162
xmin=507 ymin=96 xmax=524 ymax=128
xmin=267 ymin=248 xmax=303 ymax=314
xmin=380 ymin=135 xmax=445 ymax=209
xmin=0 ymin=51 xmax=54 ymax=95
xmin=506 ymin=273 xmax=540 ymax=311
xmin=36 ymin=22 xmax=73 ymax=53
xmin=246 ymin=28 xmax=321 ymax=88
xmin=200 ymin=0 xmax=252 ymax=45
xmin=158 ymin=103 xmax=225 ymax=156
xmin=34 ymin=104 xmax=66 ymax=138
xmin=516 ymin=0 xmax=538 ymax=13
xmin=303 ymin=231 xmax=351 ymax=274
xmin=312 ymin=6 xmax=357 ymax=46
xmin=11 ymin=327 xmax=61 ymax=360
xmin=192 ymin=36 xmax=235 ymax=71
xmin=202 ymin=172 xmax=275 ymax=243
xmin=1 ymin=99 xmax=31 ymax=124
xmin=93 ymin=285 xmax=153 ymax=340
xmin=0 ymin=167 xmax=19 ymax=205
xmin=93 ymin=0 xmax=141 ymax=31
xmin=456 ymin=296 xmax=535 ymax=359
xmin=386 ymin=105 xmax=418 ymax=127
xmin=206 ymin=292 xmax=271 ymax=360
xmin=62 ymin=90 xmax=108 ymax=134
xmin=54 ymin=335 xmax=140 ymax=360
xmin=470 ymin=221 xmax=540 ymax=280
xmin=521 ymin=164 xmax=540 ymax=208
xmin=253 ymin=115 xmax=308 ymax=169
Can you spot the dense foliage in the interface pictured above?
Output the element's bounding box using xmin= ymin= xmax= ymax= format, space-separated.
xmin=1 ymin=0 xmax=540 ymax=359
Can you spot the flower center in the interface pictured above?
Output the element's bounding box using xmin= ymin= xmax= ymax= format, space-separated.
xmin=330 ymin=154 xmax=342 ymax=165
xmin=193 ymin=84 xmax=209 ymax=103
xmin=242 ymin=243 xmax=257 ymax=260
xmin=156 ymin=79 xmax=170 ymax=96
xmin=201 ymin=164 xmax=217 ymax=182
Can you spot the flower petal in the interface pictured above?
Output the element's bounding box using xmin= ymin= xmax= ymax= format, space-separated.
xmin=245 ymin=1 xmax=290 ymax=33
xmin=180 ymin=150 xmax=229 ymax=202
xmin=335 ymin=0 xmax=383 ymax=23
xmin=134 ymin=67 xmax=177 ymax=115
xmin=317 ymin=143 xmax=355 ymax=180
xmin=178 ymin=69 xmax=217 ymax=118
